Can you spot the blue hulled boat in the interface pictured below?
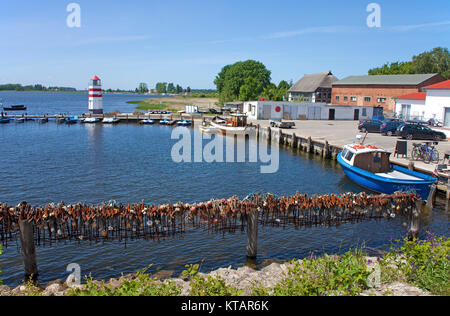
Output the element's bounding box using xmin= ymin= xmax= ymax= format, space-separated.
xmin=338 ymin=144 xmax=437 ymax=200
xmin=140 ymin=119 xmax=155 ymax=125
xmin=0 ymin=117 xmax=10 ymax=124
xmin=177 ymin=120 xmax=192 ymax=126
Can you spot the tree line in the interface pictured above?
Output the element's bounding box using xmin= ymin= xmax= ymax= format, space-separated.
xmin=368 ymin=47 xmax=450 ymax=79
xmin=0 ymin=84 xmax=77 ymax=92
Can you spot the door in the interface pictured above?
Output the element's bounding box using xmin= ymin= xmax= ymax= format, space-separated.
xmin=402 ymin=104 xmax=411 ymax=121
xmin=329 ymin=109 xmax=336 ymax=121
xmin=354 ymin=109 xmax=360 ymax=121
xmin=444 ymin=108 xmax=450 ymax=128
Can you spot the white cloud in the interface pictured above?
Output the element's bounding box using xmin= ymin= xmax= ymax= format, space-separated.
xmin=390 ymin=20 xmax=450 ymax=32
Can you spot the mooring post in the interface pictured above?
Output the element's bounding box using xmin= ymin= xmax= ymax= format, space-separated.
xmin=408 ymin=200 xmax=422 ymax=240
xmin=267 ymin=127 xmax=272 ymax=142
xmin=426 ymin=184 xmax=437 ymax=209
xmin=246 ymin=209 xmax=259 ymax=260
xmin=324 ymin=141 xmax=330 ymax=159
xmin=307 ymin=137 xmax=312 ymax=153
xmin=19 ymin=219 xmax=38 ymax=283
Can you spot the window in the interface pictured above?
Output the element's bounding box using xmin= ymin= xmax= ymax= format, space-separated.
xmin=364 ymin=97 xmax=371 ymax=103
xmin=351 ymin=96 xmax=357 ymax=102
xmin=362 ymin=108 xmax=367 ymax=116
xmin=344 ymin=96 xmax=348 ymax=101
xmin=377 ymin=97 xmax=386 ymax=103
xmin=345 ymin=151 xmax=354 ymax=161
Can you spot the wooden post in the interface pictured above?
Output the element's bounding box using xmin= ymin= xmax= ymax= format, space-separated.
xmin=408 ymin=200 xmax=422 ymax=240
xmin=447 ymin=178 xmax=450 ymax=200
xmin=426 ymin=184 xmax=437 ymax=208
xmin=324 ymin=141 xmax=330 ymax=159
xmin=246 ymin=210 xmax=258 ymax=260
xmin=408 ymin=162 xmax=415 ymax=171
xmin=292 ymin=133 xmax=297 ymax=148
xmin=267 ymin=127 xmax=272 ymax=142
xmin=307 ymin=137 xmax=312 ymax=153
xmin=19 ymin=220 xmax=38 ymax=282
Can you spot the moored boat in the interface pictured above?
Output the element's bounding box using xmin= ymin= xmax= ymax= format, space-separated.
xmin=3 ymin=105 xmax=27 ymax=111
xmin=177 ymin=120 xmax=192 ymax=126
xmin=159 ymin=119 xmax=171 ymax=125
xmin=102 ymin=118 xmax=120 ymax=124
xmin=0 ymin=117 xmax=10 ymax=124
xmin=83 ymin=117 xmax=101 ymax=124
xmin=199 ymin=125 xmax=218 ymax=134
xmin=66 ymin=116 xmax=79 ymax=125
xmin=338 ymin=144 xmax=437 ymax=200
xmin=140 ymin=119 xmax=155 ymax=125
xmin=210 ymin=114 xmax=253 ymax=135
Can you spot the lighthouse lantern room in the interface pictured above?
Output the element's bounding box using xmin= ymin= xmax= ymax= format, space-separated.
xmin=88 ymin=75 xmax=103 ymax=115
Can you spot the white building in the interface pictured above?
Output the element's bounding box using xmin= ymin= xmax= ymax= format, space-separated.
xmin=394 ymin=80 xmax=450 ymax=126
xmin=243 ymin=101 xmax=381 ymax=121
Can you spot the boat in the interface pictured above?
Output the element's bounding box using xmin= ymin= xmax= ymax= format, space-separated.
xmin=177 ymin=120 xmax=192 ymax=126
xmin=66 ymin=116 xmax=79 ymax=125
xmin=102 ymin=118 xmax=120 ymax=124
xmin=56 ymin=117 xmax=66 ymax=124
xmin=83 ymin=117 xmax=101 ymax=124
xmin=140 ymin=119 xmax=155 ymax=125
xmin=160 ymin=119 xmax=171 ymax=125
xmin=337 ymin=144 xmax=437 ymax=200
xmin=15 ymin=118 xmax=26 ymax=123
xmin=3 ymin=105 xmax=27 ymax=111
xmin=0 ymin=117 xmax=10 ymax=124
xmin=38 ymin=117 xmax=49 ymax=124
xmin=199 ymin=125 xmax=218 ymax=134
xmin=210 ymin=114 xmax=253 ymax=135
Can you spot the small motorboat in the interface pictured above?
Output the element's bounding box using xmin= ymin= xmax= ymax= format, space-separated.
xmin=3 ymin=105 xmax=27 ymax=111
xmin=160 ymin=119 xmax=171 ymax=125
xmin=199 ymin=125 xmax=218 ymax=134
xmin=0 ymin=117 xmax=11 ymax=124
xmin=15 ymin=118 xmax=26 ymax=123
xmin=66 ymin=116 xmax=79 ymax=125
xmin=177 ymin=120 xmax=192 ymax=126
xmin=56 ymin=117 xmax=66 ymax=124
xmin=102 ymin=118 xmax=120 ymax=124
xmin=83 ymin=117 xmax=101 ymax=124
xmin=140 ymin=119 xmax=155 ymax=125
xmin=338 ymin=144 xmax=437 ymax=200
xmin=38 ymin=117 xmax=49 ymax=124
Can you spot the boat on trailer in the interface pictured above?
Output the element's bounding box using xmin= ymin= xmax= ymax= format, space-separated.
xmin=338 ymin=144 xmax=437 ymax=200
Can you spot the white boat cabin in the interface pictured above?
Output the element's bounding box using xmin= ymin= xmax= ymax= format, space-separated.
xmin=341 ymin=145 xmax=392 ymax=174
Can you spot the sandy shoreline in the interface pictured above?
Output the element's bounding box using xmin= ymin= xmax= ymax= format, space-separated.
xmin=144 ymin=96 xmax=219 ymax=111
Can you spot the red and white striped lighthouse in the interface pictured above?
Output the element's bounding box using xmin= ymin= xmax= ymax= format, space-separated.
xmin=88 ymin=75 xmax=103 ymax=114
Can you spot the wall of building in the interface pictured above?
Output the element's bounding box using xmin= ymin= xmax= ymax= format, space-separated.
xmin=244 ymin=101 xmax=375 ymax=121
xmin=331 ymin=75 xmax=444 ymax=112
xmin=426 ymin=90 xmax=450 ymax=125
xmin=394 ymin=99 xmax=427 ymax=120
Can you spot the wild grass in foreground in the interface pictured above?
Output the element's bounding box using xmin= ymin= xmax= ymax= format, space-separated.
xmin=15 ymin=234 xmax=449 ymax=296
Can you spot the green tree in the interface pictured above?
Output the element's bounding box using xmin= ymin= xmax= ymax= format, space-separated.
xmin=156 ymin=82 xmax=167 ymax=94
xmin=368 ymin=47 xmax=450 ymax=79
xmin=176 ymin=84 xmax=183 ymax=94
xmin=412 ymin=47 xmax=450 ymax=79
xmin=214 ymin=60 xmax=271 ymax=103
xmin=137 ymin=83 xmax=149 ymax=94
xmin=167 ymin=83 xmax=175 ymax=94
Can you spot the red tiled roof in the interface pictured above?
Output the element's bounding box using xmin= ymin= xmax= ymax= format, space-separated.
xmin=423 ymin=80 xmax=450 ymax=90
xmin=394 ymin=92 xmax=426 ymax=100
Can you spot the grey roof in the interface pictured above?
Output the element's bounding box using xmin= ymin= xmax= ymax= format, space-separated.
xmin=289 ymin=72 xmax=338 ymax=93
xmin=333 ymin=73 xmax=440 ymax=86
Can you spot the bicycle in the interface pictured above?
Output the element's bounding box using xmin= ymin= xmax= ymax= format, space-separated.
xmin=411 ymin=142 xmax=440 ymax=164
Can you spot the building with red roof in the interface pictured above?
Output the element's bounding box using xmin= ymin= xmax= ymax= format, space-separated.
xmin=394 ymin=80 xmax=450 ymax=126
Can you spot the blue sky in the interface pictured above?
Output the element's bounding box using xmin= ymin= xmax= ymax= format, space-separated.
xmin=1 ymin=0 xmax=449 ymax=90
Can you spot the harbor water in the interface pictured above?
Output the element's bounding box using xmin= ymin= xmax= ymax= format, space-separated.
xmin=0 ymin=92 xmax=448 ymax=287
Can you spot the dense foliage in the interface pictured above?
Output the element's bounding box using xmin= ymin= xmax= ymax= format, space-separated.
xmin=0 ymin=245 xmax=2 ymax=285
xmin=0 ymin=84 xmax=76 ymax=92
xmin=369 ymin=47 xmax=450 ymax=79
xmin=214 ymin=60 xmax=272 ymax=104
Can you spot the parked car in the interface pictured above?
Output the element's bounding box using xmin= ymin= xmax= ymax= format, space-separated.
xmin=358 ymin=120 xmax=383 ymax=133
xmin=381 ymin=121 xmax=405 ymax=136
xmin=398 ymin=124 xmax=447 ymax=141
xmin=428 ymin=118 xmax=444 ymax=127
xmin=269 ymin=120 xmax=296 ymax=129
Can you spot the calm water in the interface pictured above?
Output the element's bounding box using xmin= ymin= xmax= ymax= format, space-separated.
xmin=0 ymin=92 xmax=448 ymax=287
